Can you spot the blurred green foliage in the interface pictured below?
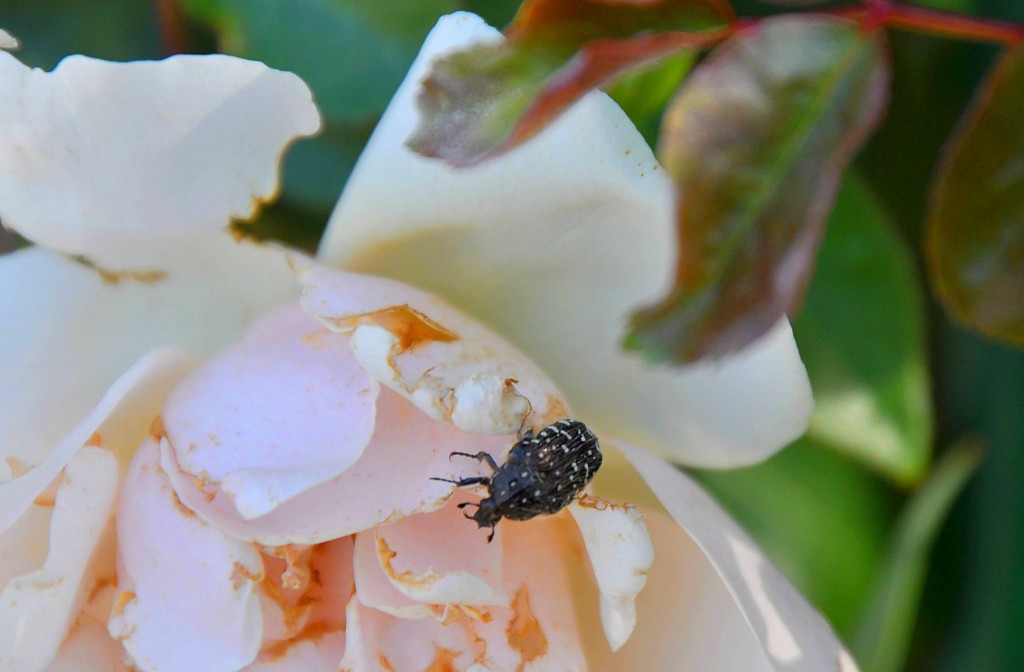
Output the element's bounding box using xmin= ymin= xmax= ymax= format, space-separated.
xmin=4 ymin=1 xmax=1021 ymax=670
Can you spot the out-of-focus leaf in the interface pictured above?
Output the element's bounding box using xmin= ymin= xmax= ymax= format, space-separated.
xmin=180 ymin=0 xmax=458 ymax=123
xmin=281 ymin=119 xmax=375 ymax=213
xmin=2 ymin=0 xmax=162 ymax=68
xmin=607 ymin=51 xmax=695 ymax=145
xmin=796 ymin=175 xmax=933 ymax=484
xmin=927 ymin=46 xmax=1024 ymax=348
xmin=457 ymin=0 xmax=522 ymax=27
xmin=627 ymin=16 xmax=890 ymax=363
xmin=694 ymin=436 xmax=894 ymax=636
xmin=408 ymin=0 xmax=732 ymax=166
xmin=851 ymin=441 xmax=983 ymax=672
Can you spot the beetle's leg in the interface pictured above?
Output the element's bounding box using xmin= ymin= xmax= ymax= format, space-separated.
xmin=457 ymin=501 xmax=480 ymax=520
xmin=448 ymin=451 xmax=499 ymax=472
xmin=430 ymin=476 xmax=491 ymax=488
xmin=487 ymin=525 xmax=496 ymax=543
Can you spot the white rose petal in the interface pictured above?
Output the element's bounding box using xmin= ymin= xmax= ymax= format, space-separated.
xmin=319 ymin=11 xmax=813 ymax=468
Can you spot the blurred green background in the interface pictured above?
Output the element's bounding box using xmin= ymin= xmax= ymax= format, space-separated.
xmin=3 ymin=1 xmax=1020 ymax=669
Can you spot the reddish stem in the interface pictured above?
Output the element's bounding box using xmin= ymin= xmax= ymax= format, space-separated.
xmin=831 ymin=1 xmax=1024 ymax=45
xmin=154 ymin=0 xmax=191 ymax=56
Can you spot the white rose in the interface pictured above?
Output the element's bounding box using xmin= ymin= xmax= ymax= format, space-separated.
xmin=0 ymin=12 xmax=853 ymax=672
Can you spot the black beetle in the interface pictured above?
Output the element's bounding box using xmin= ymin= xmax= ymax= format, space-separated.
xmin=432 ymin=419 xmax=602 ymax=542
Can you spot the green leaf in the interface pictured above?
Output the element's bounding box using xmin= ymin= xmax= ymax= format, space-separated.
xmin=627 ymin=17 xmax=890 ymax=363
xmin=1 ymin=0 xmax=163 ymax=69
xmin=927 ymin=46 xmax=1024 ymax=349
xmin=408 ymin=0 xmax=731 ymax=166
xmin=850 ymin=441 xmax=983 ymax=672
xmin=796 ymin=175 xmax=933 ymax=484
xmin=693 ymin=436 xmax=894 ymax=636
xmin=180 ymin=0 xmax=458 ymax=123
xmin=607 ymin=51 xmax=695 ymax=145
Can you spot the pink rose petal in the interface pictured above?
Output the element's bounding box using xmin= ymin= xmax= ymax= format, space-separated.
xmin=372 ymin=492 xmax=507 ymax=608
xmin=299 ymin=265 xmax=569 ymax=435
xmin=164 ymin=386 xmax=510 ymax=545
xmin=353 ymin=530 xmax=437 ymax=619
xmin=110 ymin=438 xmax=263 ymax=672
xmin=471 ymin=516 xmax=587 ymax=671
xmin=164 ymin=303 xmax=378 ymax=520
xmin=44 ymin=616 xmax=129 ymax=672
xmin=244 ymin=633 xmax=345 ymax=672
xmin=249 ymin=537 xmax=352 ymax=669
xmin=339 ymin=596 xmax=479 ymax=672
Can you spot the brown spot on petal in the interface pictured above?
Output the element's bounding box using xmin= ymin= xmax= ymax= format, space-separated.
xmin=507 ymin=587 xmax=547 ymax=667
xmin=378 ymin=654 xmax=397 ymax=672
xmin=231 ymin=562 xmax=263 ymax=590
xmin=341 ymin=305 xmax=459 ymax=353
xmin=424 ymin=646 xmax=460 ymax=672
xmin=170 ymin=489 xmax=196 ymax=518
xmin=575 ymin=493 xmax=636 ymax=512
xmin=5 ymin=456 xmax=30 ymax=478
xmin=32 ymin=471 xmax=65 ymax=507
xmin=375 ymin=536 xmax=441 ymax=592
xmin=85 ymin=432 xmax=103 ymax=447
xmin=258 ymin=622 xmax=337 ymax=662
xmin=112 ymin=591 xmax=135 ymax=618
xmin=72 ymin=255 xmax=167 ymax=284
xmin=149 ymin=416 xmax=166 ymax=440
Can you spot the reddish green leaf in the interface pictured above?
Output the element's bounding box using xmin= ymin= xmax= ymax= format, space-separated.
xmin=928 ymin=46 xmax=1024 ymax=348
xmin=408 ymin=0 xmax=731 ymax=166
xmin=627 ymin=16 xmax=890 ymax=363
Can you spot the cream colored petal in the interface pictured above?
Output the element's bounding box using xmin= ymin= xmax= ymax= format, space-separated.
xmin=0 ymin=240 xmax=296 ymax=510
xmin=601 ymin=442 xmax=857 ymax=671
xmin=0 ymin=30 xmax=18 ymax=50
xmin=581 ymin=512 xmax=776 ymax=671
xmin=0 ymin=51 xmax=319 ymax=270
xmin=0 ymin=341 xmax=195 ymax=534
xmin=0 ymin=447 xmax=119 ymax=672
xmin=299 ymin=265 xmax=567 ymax=435
xmin=319 ymin=11 xmax=812 ymax=468
xmin=568 ymin=498 xmax=653 ymax=652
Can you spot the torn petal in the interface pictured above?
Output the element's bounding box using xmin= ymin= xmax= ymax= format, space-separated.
xmin=568 ymin=497 xmax=653 ymax=651
xmin=164 ymin=303 xmax=378 ymax=519
xmin=0 ymin=447 xmax=119 ymax=672
xmin=110 ymin=438 xmax=263 ymax=672
xmin=0 ymin=52 xmax=319 ymax=270
xmin=300 ymin=266 xmax=567 ymax=435
xmin=353 ymin=530 xmax=438 ymax=620
xmin=373 ymin=493 xmax=507 ymax=608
